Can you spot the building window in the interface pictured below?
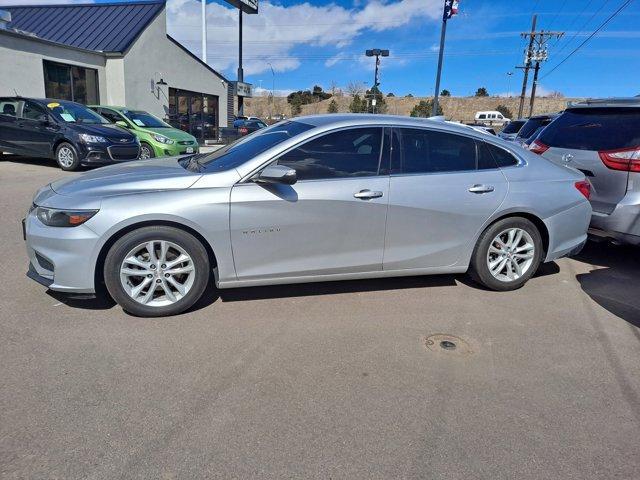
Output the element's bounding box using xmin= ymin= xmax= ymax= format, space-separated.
xmin=43 ymin=60 xmax=99 ymax=104
xmin=168 ymin=87 xmax=219 ymax=143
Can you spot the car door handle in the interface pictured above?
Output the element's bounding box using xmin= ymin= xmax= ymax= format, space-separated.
xmin=468 ymin=184 xmax=495 ymax=194
xmin=354 ymin=189 xmax=384 ymax=199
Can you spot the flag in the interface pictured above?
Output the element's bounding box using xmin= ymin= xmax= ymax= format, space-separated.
xmin=443 ymin=0 xmax=459 ymax=21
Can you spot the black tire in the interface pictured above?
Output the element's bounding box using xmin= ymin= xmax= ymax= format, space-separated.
xmin=104 ymin=226 xmax=210 ymax=317
xmin=139 ymin=142 xmax=155 ymax=159
xmin=469 ymin=217 xmax=543 ymax=291
xmin=55 ymin=142 xmax=81 ymax=171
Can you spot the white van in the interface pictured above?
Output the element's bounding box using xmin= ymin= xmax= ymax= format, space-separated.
xmin=474 ymin=111 xmax=510 ymax=125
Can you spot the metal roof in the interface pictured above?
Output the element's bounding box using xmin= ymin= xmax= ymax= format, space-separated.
xmin=3 ymin=0 xmax=165 ymax=53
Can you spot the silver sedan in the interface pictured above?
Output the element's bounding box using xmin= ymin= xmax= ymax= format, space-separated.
xmin=24 ymin=115 xmax=592 ymax=317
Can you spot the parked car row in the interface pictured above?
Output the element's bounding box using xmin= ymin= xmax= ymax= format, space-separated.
xmin=0 ymin=96 xmax=199 ymax=170
xmin=500 ymin=98 xmax=640 ymax=246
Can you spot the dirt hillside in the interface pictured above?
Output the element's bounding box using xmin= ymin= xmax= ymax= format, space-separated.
xmin=244 ymin=95 xmax=581 ymax=123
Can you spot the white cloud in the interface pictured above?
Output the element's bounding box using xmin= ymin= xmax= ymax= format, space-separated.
xmin=166 ymin=0 xmax=442 ymax=76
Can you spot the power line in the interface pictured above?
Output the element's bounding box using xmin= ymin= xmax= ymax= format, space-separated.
xmin=550 ymin=0 xmax=596 ymax=49
xmin=546 ymin=0 xmax=569 ymax=30
xmin=540 ymin=0 xmax=634 ymax=80
xmin=552 ymin=0 xmax=611 ymax=57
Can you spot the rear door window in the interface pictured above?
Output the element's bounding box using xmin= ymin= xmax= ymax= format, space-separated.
xmin=397 ymin=128 xmax=477 ymax=174
xmin=538 ymin=108 xmax=640 ymax=151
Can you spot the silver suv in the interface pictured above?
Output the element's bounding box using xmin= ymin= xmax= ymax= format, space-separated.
xmin=530 ymin=98 xmax=640 ymax=245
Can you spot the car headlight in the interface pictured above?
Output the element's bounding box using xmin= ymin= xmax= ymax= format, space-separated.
xmin=153 ymin=134 xmax=174 ymax=145
xmin=34 ymin=206 xmax=98 ymax=227
xmin=79 ymin=133 xmax=107 ymax=143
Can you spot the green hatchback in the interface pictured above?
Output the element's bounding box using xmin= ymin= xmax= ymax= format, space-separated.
xmin=89 ymin=106 xmax=199 ymax=159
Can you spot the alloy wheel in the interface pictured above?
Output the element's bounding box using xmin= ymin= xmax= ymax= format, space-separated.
xmin=139 ymin=145 xmax=152 ymax=159
xmin=58 ymin=146 xmax=74 ymax=168
xmin=486 ymin=228 xmax=535 ymax=282
xmin=119 ymin=240 xmax=196 ymax=307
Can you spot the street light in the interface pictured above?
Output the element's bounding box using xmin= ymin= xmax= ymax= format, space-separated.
xmin=365 ymin=49 xmax=389 ymax=114
xmin=506 ymin=71 xmax=513 ymax=97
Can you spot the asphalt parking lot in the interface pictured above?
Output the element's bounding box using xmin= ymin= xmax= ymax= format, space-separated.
xmin=1 ymin=155 xmax=639 ymax=479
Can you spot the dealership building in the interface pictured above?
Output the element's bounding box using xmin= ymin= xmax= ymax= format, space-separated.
xmin=0 ymin=0 xmax=233 ymax=143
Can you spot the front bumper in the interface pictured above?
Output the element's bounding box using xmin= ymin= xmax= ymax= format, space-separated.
xmin=24 ymin=212 xmax=100 ymax=293
xmin=153 ymin=142 xmax=198 ymax=157
xmin=78 ymin=142 xmax=140 ymax=166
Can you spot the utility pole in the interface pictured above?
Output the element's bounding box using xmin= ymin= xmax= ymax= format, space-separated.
xmin=432 ymin=0 xmax=459 ymax=116
xmin=517 ymin=16 xmax=563 ymax=118
xmin=517 ymin=15 xmax=536 ymax=119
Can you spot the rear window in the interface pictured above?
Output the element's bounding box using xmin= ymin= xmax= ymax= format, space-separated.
xmin=517 ymin=117 xmax=550 ymax=139
xmin=502 ymin=120 xmax=525 ymax=134
xmin=538 ymin=108 xmax=640 ymax=151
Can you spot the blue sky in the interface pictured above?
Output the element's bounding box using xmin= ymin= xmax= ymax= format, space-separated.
xmin=3 ymin=0 xmax=639 ymax=97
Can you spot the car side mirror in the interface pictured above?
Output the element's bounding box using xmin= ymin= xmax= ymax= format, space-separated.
xmin=115 ymin=120 xmax=129 ymax=128
xmin=256 ymin=165 xmax=297 ymax=185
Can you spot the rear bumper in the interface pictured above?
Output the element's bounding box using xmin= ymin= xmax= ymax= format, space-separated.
xmin=544 ymin=201 xmax=592 ymax=262
xmin=590 ymin=194 xmax=640 ymax=245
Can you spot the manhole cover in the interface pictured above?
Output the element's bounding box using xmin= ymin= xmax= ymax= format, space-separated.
xmin=424 ymin=334 xmax=472 ymax=355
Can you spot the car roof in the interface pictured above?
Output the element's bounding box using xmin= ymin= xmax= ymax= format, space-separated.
xmin=293 ymin=113 xmax=497 ymax=138
xmin=567 ymin=98 xmax=640 ymax=109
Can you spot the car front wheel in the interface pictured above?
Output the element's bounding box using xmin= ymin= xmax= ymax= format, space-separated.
xmin=469 ymin=217 xmax=543 ymax=291
xmin=104 ymin=226 xmax=210 ymax=317
xmin=55 ymin=142 xmax=81 ymax=171
xmin=139 ymin=142 xmax=155 ymax=159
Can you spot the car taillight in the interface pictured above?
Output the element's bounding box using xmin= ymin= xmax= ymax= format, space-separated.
xmin=239 ymin=127 xmax=248 ymax=134
xmin=574 ymin=180 xmax=591 ymax=199
xmin=598 ymin=146 xmax=640 ymax=172
xmin=528 ymin=139 xmax=549 ymax=155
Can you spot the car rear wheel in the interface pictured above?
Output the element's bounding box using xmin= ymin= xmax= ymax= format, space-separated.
xmin=55 ymin=142 xmax=80 ymax=171
xmin=139 ymin=142 xmax=155 ymax=159
xmin=469 ymin=217 xmax=543 ymax=291
xmin=104 ymin=226 xmax=210 ymax=317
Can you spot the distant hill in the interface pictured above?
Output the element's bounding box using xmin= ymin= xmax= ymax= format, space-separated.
xmin=244 ymin=95 xmax=580 ymax=123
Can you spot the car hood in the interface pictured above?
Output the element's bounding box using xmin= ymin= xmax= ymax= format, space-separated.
xmin=74 ymin=123 xmax=135 ymax=140
xmin=50 ymin=157 xmax=202 ymax=198
xmin=141 ymin=127 xmax=196 ymax=141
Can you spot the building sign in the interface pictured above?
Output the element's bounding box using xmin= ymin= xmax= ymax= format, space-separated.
xmin=224 ymin=0 xmax=258 ymax=14
xmin=232 ymin=81 xmax=253 ymax=97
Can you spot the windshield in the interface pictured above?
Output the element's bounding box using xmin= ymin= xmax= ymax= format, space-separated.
xmin=122 ymin=110 xmax=171 ymax=128
xmin=46 ymin=101 xmax=109 ymax=124
xmin=190 ymin=120 xmax=315 ymax=172
xmin=502 ymin=120 xmax=525 ymax=134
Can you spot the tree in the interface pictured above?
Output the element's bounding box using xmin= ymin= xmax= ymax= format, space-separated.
xmin=348 ymin=94 xmax=365 ymax=113
xmin=440 ymin=89 xmax=451 ymax=96
xmin=287 ymin=86 xmax=331 ymax=108
xmin=495 ymin=104 xmax=513 ymax=119
xmin=405 ymin=93 xmax=413 ymax=98
xmin=386 ymin=92 xmax=395 ymax=97
xmin=475 ymin=87 xmax=489 ymax=97
xmin=289 ymin=96 xmax=303 ymax=116
xmin=410 ymin=99 xmax=443 ymax=117
xmin=364 ymin=86 xmax=387 ymax=114
xmin=346 ymin=81 xmax=366 ymax=97
xmin=327 ymin=99 xmax=339 ymax=113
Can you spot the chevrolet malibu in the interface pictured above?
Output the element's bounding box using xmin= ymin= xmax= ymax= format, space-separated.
xmin=24 ymin=115 xmax=592 ymax=317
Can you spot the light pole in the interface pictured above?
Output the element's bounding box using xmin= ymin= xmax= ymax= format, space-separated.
xmin=506 ymin=71 xmax=513 ymax=97
xmin=365 ymin=49 xmax=389 ymax=114
xmin=432 ymin=0 xmax=459 ymax=116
